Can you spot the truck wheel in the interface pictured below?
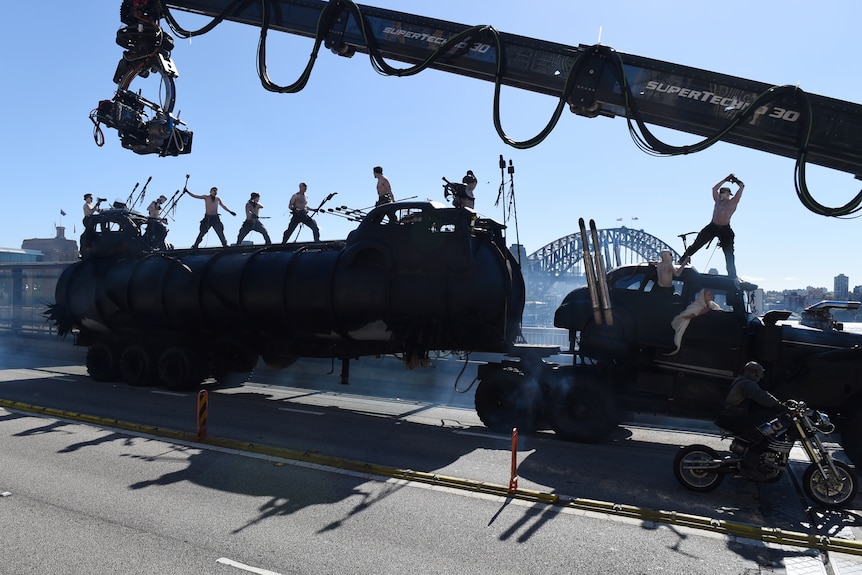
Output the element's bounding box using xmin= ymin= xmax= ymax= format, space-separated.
xmin=802 ymin=459 xmax=858 ymax=509
xmin=474 ymin=367 xmax=541 ymax=434
xmin=547 ymin=375 xmax=620 ymax=443
xmin=261 ymin=353 xmax=298 ymax=369
xmin=673 ymin=445 xmax=724 ymax=492
xmin=211 ymin=338 xmax=258 ymax=386
xmin=120 ymin=345 xmax=157 ymax=387
xmin=158 ymin=346 xmax=205 ymax=390
xmin=86 ymin=342 xmax=120 ymax=382
xmin=212 ymin=337 xmax=259 ymax=374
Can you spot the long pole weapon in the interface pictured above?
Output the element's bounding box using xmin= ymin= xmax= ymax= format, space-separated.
xmin=291 ymin=191 xmax=337 ymax=242
xmin=507 ymin=159 xmax=521 ymax=264
xmin=323 ymin=205 xmax=367 ymax=222
xmin=130 ymin=176 xmax=152 ymax=211
xmin=126 ymin=181 xmax=140 ymax=207
xmin=356 ymin=194 xmax=419 ymax=212
xmin=495 ymin=154 xmax=508 ymax=227
xmin=162 ymin=174 xmax=190 ymax=220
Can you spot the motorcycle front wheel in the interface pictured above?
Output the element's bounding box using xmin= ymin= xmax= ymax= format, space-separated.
xmin=802 ymin=460 xmax=859 ymax=509
xmin=673 ymin=445 xmax=725 ymax=492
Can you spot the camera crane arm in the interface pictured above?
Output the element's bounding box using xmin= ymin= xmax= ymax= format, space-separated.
xmin=155 ymin=0 xmax=862 ymax=172
xmin=110 ymin=0 xmax=862 ymax=215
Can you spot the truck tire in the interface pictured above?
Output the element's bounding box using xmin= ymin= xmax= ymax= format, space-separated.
xmin=474 ymin=367 xmax=541 ymax=434
xmin=547 ymin=374 xmax=620 ymax=443
xmin=212 ymin=337 xmax=258 ymax=374
xmin=158 ymin=346 xmax=205 ymax=390
xmin=802 ymin=459 xmax=858 ymax=509
xmin=261 ymin=353 xmax=299 ymax=369
xmin=120 ymin=344 xmax=157 ymax=387
xmin=211 ymin=337 xmax=258 ymax=386
xmin=86 ymin=342 xmax=120 ymax=382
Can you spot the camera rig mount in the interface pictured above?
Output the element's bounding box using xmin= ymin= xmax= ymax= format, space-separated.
xmin=90 ymin=0 xmax=192 ymax=156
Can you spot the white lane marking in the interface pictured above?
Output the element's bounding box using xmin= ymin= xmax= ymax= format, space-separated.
xmin=0 ymin=368 xmax=70 ymax=382
xmin=151 ymin=390 xmax=187 ymax=397
xmin=278 ymin=407 xmax=325 ymax=415
xmin=453 ymin=430 xmax=511 ymax=440
xmin=217 ymin=557 xmax=285 ymax=575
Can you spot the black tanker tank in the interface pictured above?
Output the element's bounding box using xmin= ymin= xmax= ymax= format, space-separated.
xmin=50 ymin=201 xmax=525 ymax=389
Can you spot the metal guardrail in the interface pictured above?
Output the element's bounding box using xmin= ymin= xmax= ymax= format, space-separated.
xmin=2 ymin=309 xmax=570 ymax=342
xmin=0 ymin=262 xmax=573 ymax=342
xmin=0 ymin=262 xmax=70 ymax=337
xmin=2 ymin=396 xmax=859 ymax=557
xmin=0 ymin=305 xmax=55 ymax=336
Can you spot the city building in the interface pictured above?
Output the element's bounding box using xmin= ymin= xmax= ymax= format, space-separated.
xmin=20 ymin=226 xmax=79 ymax=263
xmin=0 ymin=227 xmax=79 ymax=334
xmin=834 ymin=274 xmax=850 ymax=300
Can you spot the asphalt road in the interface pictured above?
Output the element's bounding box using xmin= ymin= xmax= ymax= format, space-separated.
xmin=0 ymin=335 xmax=860 ymax=574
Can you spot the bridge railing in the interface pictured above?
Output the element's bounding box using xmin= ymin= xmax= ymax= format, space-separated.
xmin=0 ymin=262 xmax=70 ymax=337
xmin=0 ymin=262 xmax=574 ymax=343
xmin=0 ymin=305 xmax=55 ymax=336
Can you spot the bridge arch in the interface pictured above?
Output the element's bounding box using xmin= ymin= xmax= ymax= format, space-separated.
xmin=525 ymin=227 xmax=680 ymax=274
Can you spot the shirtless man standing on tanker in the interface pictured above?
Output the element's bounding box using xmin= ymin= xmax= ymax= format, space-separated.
xmin=678 ymin=173 xmax=744 ymax=277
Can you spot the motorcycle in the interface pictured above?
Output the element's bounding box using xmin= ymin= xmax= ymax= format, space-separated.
xmin=673 ymin=400 xmax=858 ymax=509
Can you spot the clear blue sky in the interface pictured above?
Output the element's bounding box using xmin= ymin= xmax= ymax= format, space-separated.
xmin=2 ymin=1 xmax=860 ymax=292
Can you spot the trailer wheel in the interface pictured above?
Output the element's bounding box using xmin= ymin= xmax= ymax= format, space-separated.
xmin=213 ymin=338 xmax=258 ymax=373
xmin=474 ymin=367 xmax=541 ymax=434
xmin=158 ymin=346 xmax=205 ymax=390
xmin=120 ymin=345 xmax=157 ymax=387
xmin=211 ymin=338 xmax=258 ymax=386
xmin=261 ymin=353 xmax=299 ymax=369
xmin=547 ymin=374 xmax=620 ymax=443
xmin=86 ymin=342 xmax=120 ymax=382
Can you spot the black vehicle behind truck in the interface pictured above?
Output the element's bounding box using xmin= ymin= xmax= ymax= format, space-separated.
xmin=473 ymin=263 xmax=862 ymax=467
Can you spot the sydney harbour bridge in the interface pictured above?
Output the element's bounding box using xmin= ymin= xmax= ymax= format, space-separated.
xmin=520 ymin=226 xmax=680 ymax=326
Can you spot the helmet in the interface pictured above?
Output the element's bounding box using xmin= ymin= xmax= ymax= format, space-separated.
xmin=743 ymin=361 xmax=765 ymax=381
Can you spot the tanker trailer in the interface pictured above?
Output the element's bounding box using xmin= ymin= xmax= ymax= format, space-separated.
xmin=49 ymin=201 xmax=525 ymax=389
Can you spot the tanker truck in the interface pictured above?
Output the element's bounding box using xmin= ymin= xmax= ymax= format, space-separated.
xmin=49 ymin=200 xmax=862 ymax=467
xmin=49 ymin=200 xmax=525 ymax=390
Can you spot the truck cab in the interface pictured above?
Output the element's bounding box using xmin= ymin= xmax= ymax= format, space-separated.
xmin=538 ymin=262 xmax=862 ymax=462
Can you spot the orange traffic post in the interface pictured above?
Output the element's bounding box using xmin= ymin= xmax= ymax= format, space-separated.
xmin=508 ymin=427 xmax=519 ymax=492
xmin=197 ymin=389 xmax=208 ymax=439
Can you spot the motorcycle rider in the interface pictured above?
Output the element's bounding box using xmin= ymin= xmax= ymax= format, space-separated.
xmin=716 ymin=361 xmax=784 ymax=478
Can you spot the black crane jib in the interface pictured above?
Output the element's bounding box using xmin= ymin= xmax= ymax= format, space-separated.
xmin=165 ymin=0 xmax=862 ymax=177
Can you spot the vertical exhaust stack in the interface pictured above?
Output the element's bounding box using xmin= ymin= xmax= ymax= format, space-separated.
xmin=590 ymin=219 xmax=613 ymax=326
xmin=579 ymin=218 xmax=602 ymax=325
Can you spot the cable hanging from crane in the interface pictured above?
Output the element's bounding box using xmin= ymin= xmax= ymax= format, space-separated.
xmin=144 ymin=0 xmax=862 ymax=217
xmin=598 ymin=46 xmax=862 ymax=218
